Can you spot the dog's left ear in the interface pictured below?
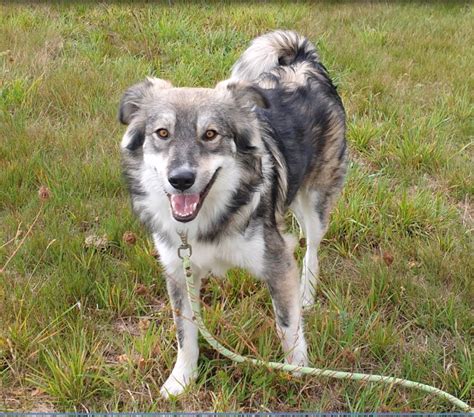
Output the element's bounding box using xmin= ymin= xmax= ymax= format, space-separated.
xmin=119 ymin=77 xmax=172 ymax=125
xmin=218 ymin=80 xmax=270 ymax=109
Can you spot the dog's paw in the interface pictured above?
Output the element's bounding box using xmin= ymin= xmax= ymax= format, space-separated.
xmin=285 ymin=357 xmax=308 ymax=377
xmin=285 ymin=343 xmax=308 ymax=377
xmin=160 ymin=369 xmax=196 ymax=399
xmin=160 ymin=376 xmax=187 ymax=398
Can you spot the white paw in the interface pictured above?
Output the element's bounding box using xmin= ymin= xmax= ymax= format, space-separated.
xmin=286 ymin=350 xmax=308 ymax=366
xmin=284 ymin=339 xmax=308 ymax=377
xmin=285 ymin=353 xmax=308 ymax=377
xmin=160 ymin=369 xmax=197 ymax=398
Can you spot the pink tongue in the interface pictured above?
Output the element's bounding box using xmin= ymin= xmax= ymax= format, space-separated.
xmin=170 ymin=194 xmax=200 ymax=218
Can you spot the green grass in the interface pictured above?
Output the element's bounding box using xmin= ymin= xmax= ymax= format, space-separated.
xmin=1 ymin=2 xmax=473 ymax=412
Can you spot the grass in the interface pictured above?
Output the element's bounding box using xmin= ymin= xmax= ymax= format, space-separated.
xmin=0 ymin=1 xmax=473 ymax=412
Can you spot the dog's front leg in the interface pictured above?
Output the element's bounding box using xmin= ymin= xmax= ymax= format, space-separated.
xmin=160 ymin=268 xmax=201 ymax=398
xmin=266 ymin=250 xmax=308 ymax=370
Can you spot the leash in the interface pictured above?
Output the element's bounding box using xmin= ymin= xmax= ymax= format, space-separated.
xmin=177 ymin=233 xmax=473 ymax=412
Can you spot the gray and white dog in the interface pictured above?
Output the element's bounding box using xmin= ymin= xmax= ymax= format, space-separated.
xmin=119 ymin=31 xmax=347 ymax=397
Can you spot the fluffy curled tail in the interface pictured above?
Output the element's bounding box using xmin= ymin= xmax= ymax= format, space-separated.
xmin=231 ymin=30 xmax=320 ymax=82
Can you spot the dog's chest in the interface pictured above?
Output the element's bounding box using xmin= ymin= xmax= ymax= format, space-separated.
xmin=191 ymin=230 xmax=266 ymax=278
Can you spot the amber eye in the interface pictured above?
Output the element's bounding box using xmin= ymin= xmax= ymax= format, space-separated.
xmin=156 ymin=129 xmax=169 ymax=139
xmin=204 ymin=130 xmax=218 ymax=140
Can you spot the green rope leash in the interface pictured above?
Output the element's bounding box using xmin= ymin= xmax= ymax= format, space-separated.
xmin=180 ymin=249 xmax=472 ymax=412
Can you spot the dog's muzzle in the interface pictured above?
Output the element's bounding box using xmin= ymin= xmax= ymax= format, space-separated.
xmin=168 ymin=168 xmax=221 ymax=223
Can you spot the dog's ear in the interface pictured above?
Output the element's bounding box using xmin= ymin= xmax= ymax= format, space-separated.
xmin=218 ymin=80 xmax=270 ymax=109
xmin=120 ymin=78 xmax=172 ymax=151
xmin=119 ymin=77 xmax=172 ymax=125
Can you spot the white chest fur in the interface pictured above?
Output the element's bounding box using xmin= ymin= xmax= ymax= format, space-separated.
xmin=153 ymin=225 xmax=265 ymax=280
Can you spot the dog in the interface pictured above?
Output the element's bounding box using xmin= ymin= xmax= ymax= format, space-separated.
xmin=118 ymin=30 xmax=347 ymax=398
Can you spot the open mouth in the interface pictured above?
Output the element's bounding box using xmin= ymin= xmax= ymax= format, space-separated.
xmin=168 ymin=168 xmax=220 ymax=223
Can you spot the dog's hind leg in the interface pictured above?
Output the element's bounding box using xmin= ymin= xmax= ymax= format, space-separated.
xmin=291 ymin=191 xmax=327 ymax=308
xmin=265 ymin=233 xmax=308 ymax=368
xmin=160 ymin=267 xmax=203 ymax=398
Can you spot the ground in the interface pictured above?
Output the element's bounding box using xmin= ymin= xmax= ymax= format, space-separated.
xmin=0 ymin=2 xmax=472 ymax=413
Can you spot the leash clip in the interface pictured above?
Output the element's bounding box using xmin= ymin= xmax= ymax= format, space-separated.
xmin=178 ymin=243 xmax=192 ymax=259
xmin=177 ymin=231 xmax=192 ymax=259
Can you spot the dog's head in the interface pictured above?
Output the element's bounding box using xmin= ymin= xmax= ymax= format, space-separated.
xmin=119 ymin=77 xmax=268 ymax=223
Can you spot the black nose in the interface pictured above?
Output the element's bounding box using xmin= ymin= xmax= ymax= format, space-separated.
xmin=168 ymin=168 xmax=196 ymax=191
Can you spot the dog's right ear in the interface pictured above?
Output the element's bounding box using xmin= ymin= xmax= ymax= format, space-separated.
xmin=119 ymin=77 xmax=172 ymax=125
xmin=120 ymin=78 xmax=172 ymax=151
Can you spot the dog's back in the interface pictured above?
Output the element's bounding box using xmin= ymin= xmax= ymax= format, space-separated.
xmin=232 ymin=30 xmax=347 ymax=213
